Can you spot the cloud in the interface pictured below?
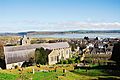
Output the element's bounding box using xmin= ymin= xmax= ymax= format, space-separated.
xmin=58 ymin=22 xmax=120 ymax=30
xmin=0 ymin=21 xmax=120 ymax=32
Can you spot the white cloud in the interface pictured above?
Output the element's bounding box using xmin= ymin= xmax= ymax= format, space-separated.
xmin=0 ymin=21 xmax=120 ymax=32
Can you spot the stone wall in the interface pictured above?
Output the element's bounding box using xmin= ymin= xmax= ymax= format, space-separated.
xmin=48 ymin=47 xmax=71 ymax=65
xmin=6 ymin=62 xmax=24 ymax=69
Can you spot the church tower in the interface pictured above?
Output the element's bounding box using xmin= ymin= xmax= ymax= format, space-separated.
xmin=20 ymin=35 xmax=31 ymax=45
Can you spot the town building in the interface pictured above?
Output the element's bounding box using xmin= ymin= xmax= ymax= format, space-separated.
xmin=0 ymin=42 xmax=71 ymax=69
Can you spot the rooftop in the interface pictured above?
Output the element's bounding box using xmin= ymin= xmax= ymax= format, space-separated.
xmin=4 ymin=42 xmax=70 ymax=52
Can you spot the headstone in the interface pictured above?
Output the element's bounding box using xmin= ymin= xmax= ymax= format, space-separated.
xmin=32 ymin=68 xmax=35 ymax=74
xmin=63 ymin=69 xmax=66 ymax=73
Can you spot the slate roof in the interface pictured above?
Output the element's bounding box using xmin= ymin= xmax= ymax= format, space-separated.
xmin=41 ymin=42 xmax=70 ymax=49
xmin=5 ymin=49 xmax=35 ymax=64
xmin=4 ymin=42 xmax=69 ymax=52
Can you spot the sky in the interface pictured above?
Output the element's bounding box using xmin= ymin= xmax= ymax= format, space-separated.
xmin=0 ymin=0 xmax=120 ymax=32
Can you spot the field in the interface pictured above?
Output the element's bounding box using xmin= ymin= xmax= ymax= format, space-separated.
xmin=0 ymin=65 xmax=120 ymax=80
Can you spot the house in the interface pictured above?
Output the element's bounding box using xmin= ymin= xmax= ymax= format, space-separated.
xmin=0 ymin=42 xmax=71 ymax=69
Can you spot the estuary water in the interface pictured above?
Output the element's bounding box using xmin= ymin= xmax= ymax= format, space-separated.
xmin=28 ymin=33 xmax=120 ymax=38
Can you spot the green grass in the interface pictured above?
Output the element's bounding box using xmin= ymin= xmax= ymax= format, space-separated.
xmin=73 ymin=69 xmax=108 ymax=76
xmin=0 ymin=73 xmax=18 ymax=80
xmin=33 ymin=71 xmax=59 ymax=80
xmin=32 ymin=70 xmax=96 ymax=80
xmin=72 ymin=69 xmax=120 ymax=80
xmin=0 ymin=70 xmax=96 ymax=80
xmin=0 ymin=69 xmax=119 ymax=80
xmin=0 ymin=65 xmax=120 ymax=80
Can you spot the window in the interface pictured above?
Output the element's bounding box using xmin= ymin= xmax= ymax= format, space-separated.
xmin=57 ymin=56 xmax=59 ymax=61
xmin=55 ymin=56 xmax=57 ymax=61
xmin=51 ymin=57 xmax=53 ymax=62
xmin=61 ymin=53 xmax=63 ymax=57
xmin=66 ymin=50 xmax=69 ymax=54
xmin=61 ymin=51 xmax=63 ymax=54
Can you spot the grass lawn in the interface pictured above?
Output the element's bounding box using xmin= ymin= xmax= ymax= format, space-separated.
xmin=32 ymin=70 xmax=96 ymax=80
xmin=73 ymin=69 xmax=108 ymax=76
xmin=72 ymin=69 xmax=120 ymax=79
xmin=0 ymin=70 xmax=95 ymax=80
xmin=0 ymin=73 xmax=18 ymax=80
xmin=0 ymin=67 xmax=96 ymax=80
xmin=0 ymin=65 xmax=120 ymax=80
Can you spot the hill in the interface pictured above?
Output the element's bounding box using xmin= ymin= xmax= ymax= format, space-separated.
xmin=0 ymin=30 xmax=120 ymax=36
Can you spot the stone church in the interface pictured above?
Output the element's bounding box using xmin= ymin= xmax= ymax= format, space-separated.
xmin=0 ymin=37 xmax=71 ymax=69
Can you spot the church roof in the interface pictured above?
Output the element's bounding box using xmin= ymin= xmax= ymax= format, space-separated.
xmin=4 ymin=42 xmax=69 ymax=52
xmin=5 ymin=49 xmax=35 ymax=64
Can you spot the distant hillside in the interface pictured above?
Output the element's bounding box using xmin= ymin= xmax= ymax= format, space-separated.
xmin=26 ymin=30 xmax=120 ymax=35
xmin=0 ymin=30 xmax=120 ymax=36
xmin=66 ymin=30 xmax=120 ymax=33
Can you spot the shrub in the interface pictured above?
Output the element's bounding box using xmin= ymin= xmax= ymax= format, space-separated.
xmin=35 ymin=47 xmax=51 ymax=65
xmin=76 ymin=60 xmax=80 ymax=63
xmin=84 ymin=58 xmax=92 ymax=63
xmin=63 ymin=60 xmax=68 ymax=64
xmin=68 ymin=58 xmax=75 ymax=64
xmin=14 ymin=65 xmax=18 ymax=69
xmin=60 ymin=60 xmax=64 ymax=64
xmin=111 ymin=42 xmax=120 ymax=63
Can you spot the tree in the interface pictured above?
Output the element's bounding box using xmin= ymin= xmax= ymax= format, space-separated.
xmin=71 ymin=45 xmax=75 ymax=51
xmin=0 ymin=43 xmax=6 ymax=69
xmin=0 ymin=43 xmax=4 ymax=59
xmin=95 ymin=37 xmax=98 ymax=40
xmin=84 ymin=36 xmax=89 ymax=40
xmin=79 ymin=43 xmax=86 ymax=52
xmin=110 ymin=42 xmax=120 ymax=63
xmin=35 ymin=47 xmax=50 ymax=65
xmin=69 ymin=43 xmax=77 ymax=51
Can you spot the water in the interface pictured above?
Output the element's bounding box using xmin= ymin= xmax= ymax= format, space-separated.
xmin=28 ymin=33 xmax=120 ymax=38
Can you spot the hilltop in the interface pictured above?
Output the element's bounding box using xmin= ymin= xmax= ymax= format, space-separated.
xmin=0 ymin=30 xmax=120 ymax=36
